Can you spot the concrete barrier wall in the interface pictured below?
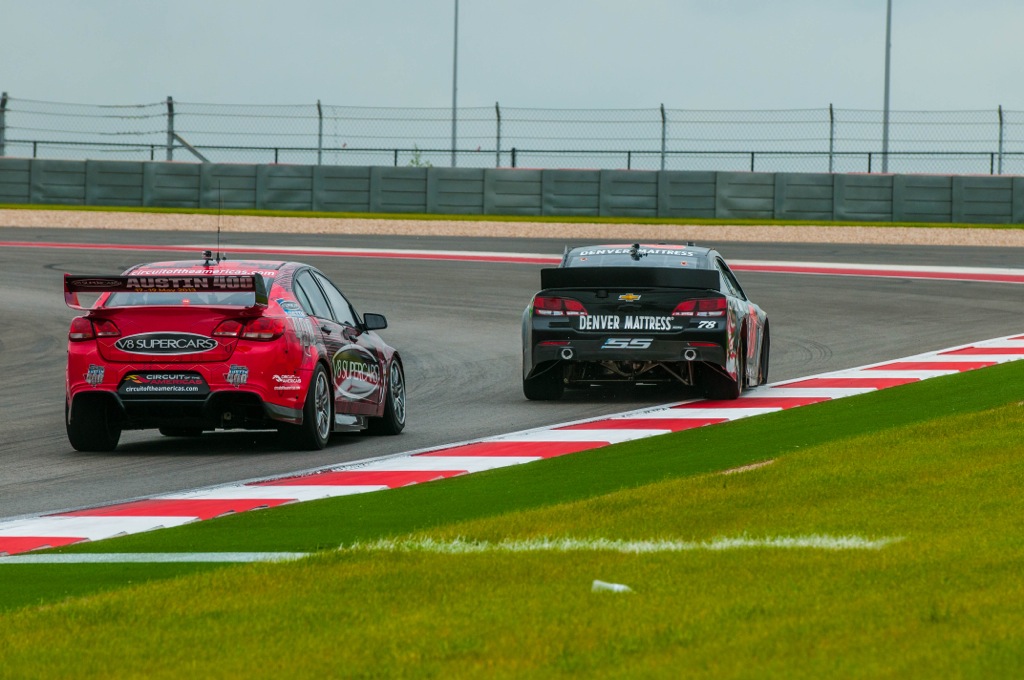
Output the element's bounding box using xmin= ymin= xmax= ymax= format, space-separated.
xmin=1 ymin=158 xmax=1023 ymax=223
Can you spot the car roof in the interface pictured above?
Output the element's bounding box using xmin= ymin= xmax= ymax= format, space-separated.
xmin=566 ymin=243 xmax=715 ymax=257
xmin=126 ymin=259 xmax=293 ymax=276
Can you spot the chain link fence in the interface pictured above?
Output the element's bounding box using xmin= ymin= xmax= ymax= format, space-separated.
xmin=2 ymin=94 xmax=1022 ymax=175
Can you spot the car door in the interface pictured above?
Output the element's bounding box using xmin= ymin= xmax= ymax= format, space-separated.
xmin=308 ymin=270 xmax=384 ymax=416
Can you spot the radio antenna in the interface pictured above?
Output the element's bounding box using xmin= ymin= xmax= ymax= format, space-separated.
xmin=216 ymin=181 xmax=225 ymax=262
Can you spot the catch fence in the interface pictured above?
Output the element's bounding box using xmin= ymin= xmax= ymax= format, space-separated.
xmin=2 ymin=95 xmax=1023 ymax=175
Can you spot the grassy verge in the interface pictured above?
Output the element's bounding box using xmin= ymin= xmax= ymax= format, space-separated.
xmin=2 ymin=202 xmax=1021 ymax=230
xmin=1 ymin=362 xmax=1023 ymax=677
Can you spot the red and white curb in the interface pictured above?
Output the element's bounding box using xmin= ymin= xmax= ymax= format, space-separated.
xmin=2 ymin=333 xmax=1022 ymax=557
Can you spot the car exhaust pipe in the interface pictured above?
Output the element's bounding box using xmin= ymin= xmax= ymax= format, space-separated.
xmin=683 ymin=349 xmax=698 ymax=361
xmin=560 ymin=347 xmax=575 ymax=361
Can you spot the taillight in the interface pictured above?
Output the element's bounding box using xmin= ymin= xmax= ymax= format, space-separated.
xmin=68 ymin=317 xmax=94 ymax=341
xmin=240 ymin=317 xmax=285 ymax=341
xmin=213 ymin=319 xmax=244 ymax=337
xmin=672 ymin=298 xmax=727 ymax=317
xmin=93 ymin=319 xmax=121 ymax=337
xmin=213 ymin=318 xmax=284 ymax=341
xmin=534 ymin=295 xmax=588 ymax=317
xmin=69 ymin=317 xmax=120 ymax=341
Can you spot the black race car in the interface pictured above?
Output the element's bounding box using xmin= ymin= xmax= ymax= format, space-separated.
xmin=522 ymin=243 xmax=769 ymax=400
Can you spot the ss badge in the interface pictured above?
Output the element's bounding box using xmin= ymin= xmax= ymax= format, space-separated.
xmin=601 ymin=338 xmax=653 ymax=349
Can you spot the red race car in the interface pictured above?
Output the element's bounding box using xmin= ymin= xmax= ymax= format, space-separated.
xmin=64 ymin=252 xmax=406 ymax=452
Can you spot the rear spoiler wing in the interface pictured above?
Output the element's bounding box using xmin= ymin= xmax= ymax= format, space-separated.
xmin=64 ymin=273 xmax=269 ymax=311
xmin=540 ymin=266 xmax=720 ymax=291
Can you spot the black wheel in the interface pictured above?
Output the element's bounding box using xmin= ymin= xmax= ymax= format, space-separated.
xmin=701 ymin=340 xmax=745 ymax=401
xmin=368 ymin=359 xmax=407 ymax=435
xmin=282 ymin=364 xmax=332 ymax=450
xmin=66 ymin=396 xmax=121 ymax=452
xmin=523 ymin=362 xmax=565 ymax=401
xmin=159 ymin=427 xmax=203 ymax=437
xmin=757 ymin=325 xmax=771 ymax=386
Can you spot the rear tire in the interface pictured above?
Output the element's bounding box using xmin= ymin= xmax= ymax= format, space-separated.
xmin=523 ymin=363 xmax=565 ymax=401
xmin=700 ymin=340 xmax=745 ymax=401
xmin=368 ymin=359 xmax=407 ymax=435
xmin=758 ymin=326 xmax=771 ymax=386
xmin=282 ymin=364 xmax=332 ymax=450
xmin=66 ymin=397 xmax=121 ymax=452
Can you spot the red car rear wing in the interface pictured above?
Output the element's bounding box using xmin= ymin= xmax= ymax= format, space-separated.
xmin=64 ymin=273 xmax=270 ymax=310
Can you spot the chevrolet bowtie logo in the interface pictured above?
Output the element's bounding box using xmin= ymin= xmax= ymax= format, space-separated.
xmin=617 ymin=293 xmax=642 ymax=302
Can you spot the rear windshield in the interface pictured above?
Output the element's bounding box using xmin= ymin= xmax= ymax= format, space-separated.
xmin=565 ymin=247 xmax=704 ymax=269
xmin=104 ymin=292 xmax=255 ymax=307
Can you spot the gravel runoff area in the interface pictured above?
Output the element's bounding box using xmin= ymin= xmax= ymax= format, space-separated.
xmin=2 ymin=209 xmax=1024 ymax=247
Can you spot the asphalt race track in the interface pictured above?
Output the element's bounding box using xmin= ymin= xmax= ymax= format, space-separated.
xmin=1 ymin=225 xmax=1021 ymax=519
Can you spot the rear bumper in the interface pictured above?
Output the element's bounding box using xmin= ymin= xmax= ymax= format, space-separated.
xmin=66 ymin=352 xmax=309 ymax=430
xmin=525 ymin=321 xmax=729 ymax=378
xmin=67 ymin=389 xmax=303 ymax=431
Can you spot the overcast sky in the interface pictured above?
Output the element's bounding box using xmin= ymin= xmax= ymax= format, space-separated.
xmin=2 ymin=0 xmax=1023 ymax=111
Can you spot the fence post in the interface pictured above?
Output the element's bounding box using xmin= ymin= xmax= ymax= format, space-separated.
xmin=165 ymin=96 xmax=174 ymax=161
xmin=998 ymin=105 xmax=1004 ymax=175
xmin=0 ymin=92 xmax=7 ymax=158
xmin=495 ymin=101 xmax=502 ymax=168
xmin=317 ymin=100 xmax=323 ymax=166
xmin=660 ymin=103 xmax=667 ymax=171
xmin=829 ymin=103 xmax=835 ymax=173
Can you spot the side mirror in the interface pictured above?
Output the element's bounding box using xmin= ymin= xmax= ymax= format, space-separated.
xmin=363 ymin=313 xmax=388 ymax=331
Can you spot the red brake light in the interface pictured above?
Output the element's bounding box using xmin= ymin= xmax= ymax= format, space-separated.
xmin=672 ymin=298 xmax=727 ymax=317
xmin=240 ymin=317 xmax=285 ymax=341
xmin=69 ymin=317 xmax=120 ymax=341
xmin=213 ymin=319 xmax=244 ymax=337
xmin=69 ymin=317 xmax=94 ymax=341
xmin=93 ymin=319 xmax=121 ymax=338
xmin=534 ymin=295 xmax=588 ymax=317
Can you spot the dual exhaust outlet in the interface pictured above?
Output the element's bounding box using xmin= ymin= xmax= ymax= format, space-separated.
xmin=558 ymin=347 xmax=700 ymax=361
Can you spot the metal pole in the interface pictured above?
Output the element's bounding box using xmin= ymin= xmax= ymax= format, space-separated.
xmin=317 ymin=100 xmax=323 ymax=166
xmin=882 ymin=0 xmax=893 ymax=173
xmin=660 ymin=103 xmax=667 ymax=171
xmin=451 ymin=0 xmax=459 ymax=168
xmin=0 ymin=92 xmax=8 ymax=158
xmin=998 ymin=105 xmax=1004 ymax=175
xmin=166 ymin=96 xmax=175 ymax=161
xmin=495 ymin=102 xmax=502 ymax=168
xmin=829 ymin=103 xmax=835 ymax=173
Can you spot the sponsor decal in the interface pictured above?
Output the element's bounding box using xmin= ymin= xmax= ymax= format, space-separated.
xmin=225 ymin=365 xmax=249 ymax=387
xmin=273 ymin=374 xmax=302 ymax=384
xmin=577 ymin=248 xmax=697 ymax=258
xmin=601 ymin=338 xmax=654 ymax=350
xmin=277 ymin=299 xmax=308 ymax=318
xmin=331 ymin=345 xmax=382 ymax=400
xmin=114 ymin=333 xmax=218 ymax=355
xmin=617 ymin=293 xmax=642 ymax=302
xmin=85 ymin=364 xmax=105 ymax=386
xmin=124 ymin=275 xmax=256 ymax=293
xmin=75 ymin=278 xmax=121 ymax=288
xmin=138 ymin=268 xmax=278 ymax=278
xmin=118 ymin=372 xmax=209 ymax=396
xmin=578 ymin=316 xmax=674 ymax=331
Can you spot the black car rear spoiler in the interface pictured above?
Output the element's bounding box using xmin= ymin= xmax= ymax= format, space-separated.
xmin=540 ymin=267 xmax=720 ymax=291
xmin=64 ymin=273 xmax=269 ymax=310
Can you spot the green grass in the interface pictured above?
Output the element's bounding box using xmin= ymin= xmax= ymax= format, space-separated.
xmin=2 ymin=362 xmax=1023 ymax=677
xmin=2 ymin=202 xmax=1021 ymax=230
